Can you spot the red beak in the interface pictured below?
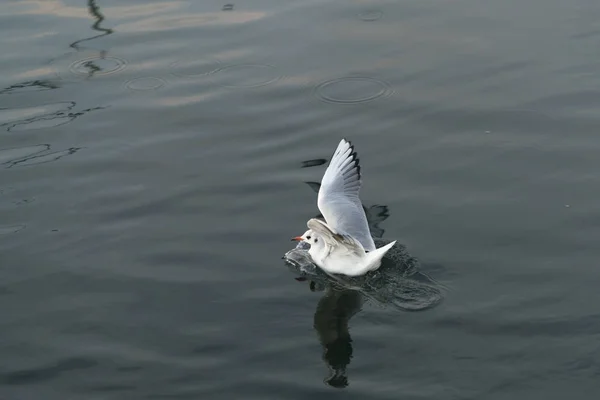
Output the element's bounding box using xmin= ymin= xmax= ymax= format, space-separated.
xmin=291 ymin=236 xmax=303 ymax=241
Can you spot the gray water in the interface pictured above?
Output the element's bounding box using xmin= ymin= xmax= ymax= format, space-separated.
xmin=2 ymin=0 xmax=600 ymax=398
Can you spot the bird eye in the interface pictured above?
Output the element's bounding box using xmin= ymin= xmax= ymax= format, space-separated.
xmin=306 ymin=235 xmax=311 ymax=240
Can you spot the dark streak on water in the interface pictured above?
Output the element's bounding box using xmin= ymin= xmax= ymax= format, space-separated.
xmin=2 ymin=0 xmax=600 ymax=398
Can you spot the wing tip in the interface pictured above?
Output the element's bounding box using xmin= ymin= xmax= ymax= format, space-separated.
xmin=336 ymin=138 xmax=361 ymax=180
xmin=351 ymin=151 xmax=361 ymax=181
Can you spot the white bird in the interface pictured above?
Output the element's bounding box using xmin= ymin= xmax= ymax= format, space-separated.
xmin=292 ymin=139 xmax=396 ymax=276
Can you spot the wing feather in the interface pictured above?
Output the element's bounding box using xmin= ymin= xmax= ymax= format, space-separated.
xmin=307 ymin=218 xmax=364 ymax=256
xmin=317 ymin=139 xmax=376 ymax=251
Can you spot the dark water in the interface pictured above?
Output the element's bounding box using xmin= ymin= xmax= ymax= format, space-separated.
xmin=2 ymin=0 xmax=600 ymax=398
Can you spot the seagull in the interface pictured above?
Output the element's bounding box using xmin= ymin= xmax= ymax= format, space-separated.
xmin=292 ymin=139 xmax=396 ymax=276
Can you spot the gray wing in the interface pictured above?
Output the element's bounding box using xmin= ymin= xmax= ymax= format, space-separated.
xmin=317 ymin=139 xmax=376 ymax=251
xmin=307 ymin=218 xmax=364 ymax=256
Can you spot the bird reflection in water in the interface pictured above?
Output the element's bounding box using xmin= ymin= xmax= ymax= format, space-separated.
xmin=312 ymin=283 xmax=363 ymax=388
xmin=290 ymin=235 xmax=442 ymax=388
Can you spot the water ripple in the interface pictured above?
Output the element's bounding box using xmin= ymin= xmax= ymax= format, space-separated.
xmin=215 ymin=64 xmax=281 ymax=88
xmin=314 ymin=77 xmax=393 ymax=104
xmin=50 ymin=51 xmax=128 ymax=80
xmin=69 ymin=56 xmax=127 ymax=77
xmin=124 ymin=77 xmax=167 ymax=91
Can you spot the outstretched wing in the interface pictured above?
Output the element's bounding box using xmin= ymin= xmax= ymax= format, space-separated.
xmin=317 ymin=139 xmax=376 ymax=251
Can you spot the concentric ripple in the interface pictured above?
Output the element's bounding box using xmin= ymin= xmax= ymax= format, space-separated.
xmin=314 ymin=77 xmax=393 ymax=104
xmin=124 ymin=77 xmax=166 ymax=91
xmin=69 ymin=56 xmax=127 ymax=77
xmin=215 ymin=64 xmax=281 ymax=88
xmin=50 ymin=51 xmax=128 ymax=80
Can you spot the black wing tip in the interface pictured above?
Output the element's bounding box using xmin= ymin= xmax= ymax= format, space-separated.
xmin=350 ymin=151 xmax=361 ymax=180
xmin=331 ymin=138 xmax=362 ymax=180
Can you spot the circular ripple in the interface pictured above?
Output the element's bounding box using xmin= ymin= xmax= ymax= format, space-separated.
xmin=170 ymin=58 xmax=222 ymax=78
xmin=124 ymin=77 xmax=166 ymax=91
xmin=69 ymin=56 xmax=127 ymax=77
xmin=215 ymin=64 xmax=280 ymax=88
xmin=315 ymin=77 xmax=393 ymax=104
xmin=50 ymin=52 xmax=128 ymax=81
xmin=358 ymin=10 xmax=383 ymax=21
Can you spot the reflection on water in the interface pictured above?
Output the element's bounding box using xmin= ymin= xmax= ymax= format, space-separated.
xmin=301 ymin=159 xmax=327 ymax=168
xmin=48 ymin=0 xmax=120 ymax=80
xmin=0 ymin=102 xmax=75 ymax=125
xmin=9 ymin=147 xmax=80 ymax=167
xmin=0 ymin=144 xmax=49 ymax=165
xmin=289 ymin=253 xmax=443 ymax=389
xmin=285 ymin=171 xmax=443 ymax=388
xmin=2 ymin=102 xmax=104 ymax=132
xmin=1 ymin=144 xmax=80 ymax=168
xmin=313 ymin=285 xmax=363 ymax=388
xmin=69 ymin=0 xmax=113 ymax=51
xmin=67 ymin=55 xmax=127 ymax=79
xmin=0 ymin=80 xmax=60 ymax=95
xmin=0 ymin=1 xmax=113 ymax=93
xmin=294 ymin=262 xmax=443 ymax=388
xmin=5 ymin=0 xmax=599 ymax=397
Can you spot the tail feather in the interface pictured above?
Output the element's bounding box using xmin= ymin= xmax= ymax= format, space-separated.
xmin=365 ymin=240 xmax=397 ymax=271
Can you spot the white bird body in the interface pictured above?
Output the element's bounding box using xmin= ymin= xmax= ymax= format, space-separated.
xmin=299 ymin=218 xmax=396 ymax=276
xmin=293 ymin=139 xmax=396 ymax=276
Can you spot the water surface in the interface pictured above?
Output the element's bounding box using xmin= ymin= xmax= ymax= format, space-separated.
xmin=2 ymin=0 xmax=600 ymax=398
